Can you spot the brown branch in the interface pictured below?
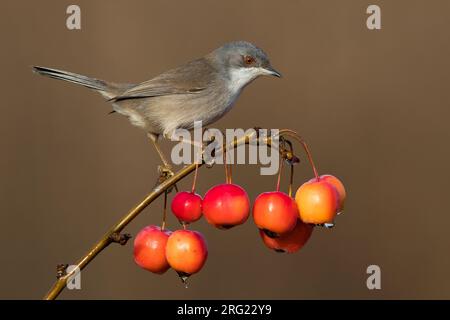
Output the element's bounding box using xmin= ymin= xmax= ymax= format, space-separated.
xmin=43 ymin=129 xmax=309 ymax=300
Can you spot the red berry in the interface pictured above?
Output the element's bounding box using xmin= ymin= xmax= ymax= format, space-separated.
xmin=133 ymin=225 xmax=171 ymax=274
xmin=259 ymin=219 xmax=313 ymax=253
xmin=202 ymin=183 xmax=250 ymax=229
xmin=253 ymin=191 xmax=298 ymax=237
xmin=171 ymin=191 xmax=203 ymax=223
xmin=166 ymin=230 xmax=208 ymax=277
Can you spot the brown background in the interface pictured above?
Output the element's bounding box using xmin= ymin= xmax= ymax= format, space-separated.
xmin=0 ymin=0 xmax=449 ymax=299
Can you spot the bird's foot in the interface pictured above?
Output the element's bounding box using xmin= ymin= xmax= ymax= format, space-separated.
xmin=203 ymin=155 xmax=215 ymax=168
xmin=155 ymin=165 xmax=176 ymax=191
xmin=158 ymin=164 xmax=174 ymax=180
xmin=199 ymin=133 xmax=217 ymax=168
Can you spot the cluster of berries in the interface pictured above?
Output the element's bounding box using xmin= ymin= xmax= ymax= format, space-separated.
xmin=133 ymin=151 xmax=346 ymax=285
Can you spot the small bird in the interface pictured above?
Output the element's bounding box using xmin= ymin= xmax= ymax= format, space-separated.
xmin=33 ymin=41 xmax=281 ymax=173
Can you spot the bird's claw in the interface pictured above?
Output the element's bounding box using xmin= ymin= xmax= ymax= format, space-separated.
xmin=204 ymin=156 xmax=215 ymax=168
xmin=155 ymin=165 xmax=175 ymax=191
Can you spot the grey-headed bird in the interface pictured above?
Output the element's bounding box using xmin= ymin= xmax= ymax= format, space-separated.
xmin=33 ymin=41 xmax=281 ymax=174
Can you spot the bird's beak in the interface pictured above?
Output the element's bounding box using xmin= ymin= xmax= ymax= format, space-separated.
xmin=262 ymin=66 xmax=282 ymax=78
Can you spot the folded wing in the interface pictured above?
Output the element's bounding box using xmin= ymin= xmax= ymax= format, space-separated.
xmin=110 ymin=58 xmax=216 ymax=102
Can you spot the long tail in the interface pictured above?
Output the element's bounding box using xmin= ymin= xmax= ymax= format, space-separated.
xmin=32 ymin=66 xmax=121 ymax=99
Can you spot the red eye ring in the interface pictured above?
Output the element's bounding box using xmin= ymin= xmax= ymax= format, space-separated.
xmin=244 ymin=55 xmax=255 ymax=65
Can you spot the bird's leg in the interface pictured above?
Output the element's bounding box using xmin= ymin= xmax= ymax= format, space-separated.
xmin=147 ymin=133 xmax=175 ymax=185
xmin=202 ymin=134 xmax=218 ymax=168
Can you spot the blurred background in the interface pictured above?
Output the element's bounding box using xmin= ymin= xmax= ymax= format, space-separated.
xmin=1 ymin=0 xmax=449 ymax=299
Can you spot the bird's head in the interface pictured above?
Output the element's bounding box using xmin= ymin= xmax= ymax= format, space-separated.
xmin=209 ymin=41 xmax=281 ymax=92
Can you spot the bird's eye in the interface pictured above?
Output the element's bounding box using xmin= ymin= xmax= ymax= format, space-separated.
xmin=243 ymin=55 xmax=255 ymax=66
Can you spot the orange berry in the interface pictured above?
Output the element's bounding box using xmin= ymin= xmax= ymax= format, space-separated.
xmin=295 ymin=179 xmax=338 ymax=224
xmin=165 ymin=230 xmax=208 ymax=276
xmin=133 ymin=225 xmax=171 ymax=274
xmin=318 ymin=175 xmax=346 ymax=213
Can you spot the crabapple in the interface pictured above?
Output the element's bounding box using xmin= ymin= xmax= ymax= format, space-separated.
xmin=133 ymin=225 xmax=171 ymax=274
xmin=171 ymin=191 xmax=203 ymax=223
xmin=260 ymin=219 xmax=313 ymax=253
xmin=253 ymin=191 xmax=298 ymax=237
xmin=295 ymin=179 xmax=339 ymax=224
xmin=317 ymin=175 xmax=346 ymax=213
xmin=165 ymin=229 xmax=208 ymax=278
xmin=202 ymin=183 xmax=250 ymax=229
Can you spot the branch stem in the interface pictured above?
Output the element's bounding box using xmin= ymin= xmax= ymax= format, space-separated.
xmin=277 ymin=129 xmax=319 ymax=180
xmin=44 ymin=132 xmax=254 ymax=300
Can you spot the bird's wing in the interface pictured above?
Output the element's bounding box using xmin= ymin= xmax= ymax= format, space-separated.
xmin=110 ymin=58 xmax=216 ymax=102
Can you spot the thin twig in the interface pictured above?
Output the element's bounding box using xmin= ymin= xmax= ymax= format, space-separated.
xmin=161 ymin=191 xmax=168 ymax=230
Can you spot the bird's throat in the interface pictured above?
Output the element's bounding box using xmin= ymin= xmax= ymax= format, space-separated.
xmin=227 ymin=67 xmax=260 ymax=95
